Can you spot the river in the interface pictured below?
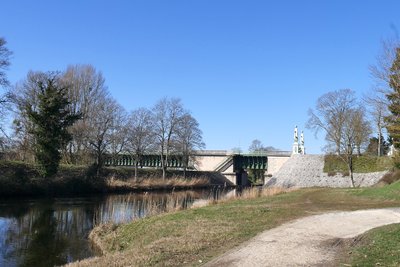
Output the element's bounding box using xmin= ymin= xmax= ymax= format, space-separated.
xmin=0 ymin=187 xmax=233 ymax=267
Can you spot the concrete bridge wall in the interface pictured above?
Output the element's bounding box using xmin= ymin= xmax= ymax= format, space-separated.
xmin=193 ymin=150 xmax=291 ymax=185
xmin=193 ymin=150 xmax=230 ymax=171
xmin=193 ymin=151 xmax=237 ymax=184
xmin=267 ymin=156 xmax=291 ymax=176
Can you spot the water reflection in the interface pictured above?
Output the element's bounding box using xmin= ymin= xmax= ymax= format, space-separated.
xmin=0 ymin=187 xmax=232 ymax=267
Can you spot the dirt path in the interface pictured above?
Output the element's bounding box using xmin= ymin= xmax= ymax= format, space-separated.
xmin=204 ymin=208 xmax=400 ymax=267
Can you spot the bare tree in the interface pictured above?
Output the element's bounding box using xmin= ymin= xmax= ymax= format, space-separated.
xmin=108 ymin=105 xmax=129 ymax=163
xmin=152 ymin=97 xmax=184 ymax=179
xmin=307 ymin=89 xmax=357 ymax=154
xmin=85 ymin=93 xmax=120 ymax=170
xmin=249 ymin=139 xmax=263 ymax=152
xmin=175 ymin=113 xmax=205 ymax=178
xmin=370 ymin=38 xmax=399 ymax=94
xmin=363 ymin=91 xmax=387 ymax=156
xmin=0 ymin=37 xmax=12 ymax=146
xmin=0 ymin=37 xmax=12 ymax=88
xmin=339 ymin=108 xmax=371 ymax=187
xmin=61 ymin=64 xmax=109 ymax=164
xmin=368 ymin=37 xmax=400 ymax=156
xmin=248 ymin=139 xmax=278 ymax=153
xmin=126 ymin=108 xmax=155 ymax=180
xmin=352 ymin=107 xmax=372 ymax=156
xmin=308 ymin=89 xmax=371 ymax=187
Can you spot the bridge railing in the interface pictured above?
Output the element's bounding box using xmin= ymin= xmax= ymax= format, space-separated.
xmin=245 ymin=151 xmax=291 ymax=157
xmin=193 ymin=150 xmax=230 ymax=156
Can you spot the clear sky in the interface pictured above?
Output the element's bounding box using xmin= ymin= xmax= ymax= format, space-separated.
xmin=1 ymin=1 xmax=400 ymax=153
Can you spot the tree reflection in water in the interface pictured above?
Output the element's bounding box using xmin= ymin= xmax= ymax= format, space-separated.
xmin=0 ymin=187 xmax=231 ymax=267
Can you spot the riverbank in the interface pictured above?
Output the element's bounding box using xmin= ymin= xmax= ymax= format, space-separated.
xmin=0 ymin=161 xmax=230 ymax=198
xmin=67 ymin=182 xmax=400 ymax=266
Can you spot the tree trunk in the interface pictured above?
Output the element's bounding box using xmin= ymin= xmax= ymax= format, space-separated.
xmin=348 ymin=155 xmax=355 ymax=187
xmin=134 ymin=158 xmax=138 ymax=181
xmin=378 ymin=131 xmax=382 ymax=157
xmin=163 ymin=148 xmax=169 ymax=180
xmin=160 ymin=153 xmax=166 ymax=180
xmin=183 ymin=155 xmax=188 ymax=179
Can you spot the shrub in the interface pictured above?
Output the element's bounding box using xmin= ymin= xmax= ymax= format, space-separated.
xmin=380 ymin=171 xmax=400 ymax=184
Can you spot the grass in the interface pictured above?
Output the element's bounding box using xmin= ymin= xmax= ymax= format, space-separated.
xmin=67 ymin=184 xmax=400 ymax=267
xmin=350 ymin=180 xmax=400 ymax=200
xmin=335 ymin=223 xmax=400 ymax=267
xmin=324 ymin=155 xmax=393 ymax=174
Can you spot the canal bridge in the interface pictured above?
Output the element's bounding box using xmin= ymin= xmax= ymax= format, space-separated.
xmin=104 ymin=150 xmax=291 ymax=185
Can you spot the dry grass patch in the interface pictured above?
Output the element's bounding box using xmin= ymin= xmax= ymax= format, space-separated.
xmin=220 ymin=187 xmax=294 ymax=202
xmin=106 ymin=176 xmax=209 ymax=191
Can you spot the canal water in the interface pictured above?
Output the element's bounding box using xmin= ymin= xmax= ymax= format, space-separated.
xmin=0 ymin=188 xmax=233 ymax=267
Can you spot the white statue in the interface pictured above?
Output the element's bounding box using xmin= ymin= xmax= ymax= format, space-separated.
xmin=301 ymin=131 xmax=304 ymax=146
xmin=294 ymin=126 xmax=298 ymax=143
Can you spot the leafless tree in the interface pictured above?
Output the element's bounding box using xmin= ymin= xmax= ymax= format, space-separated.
xmin=370 ymin=38 xmax=400 ymax=94
xmin=0 ymin=37 xmax=12 ymax=147
xmin=175 ymin=113 xmax=205 ymax=177
xmin=363 ymin=91 xmax=388 ymax=156
xmin=307 ymin=89 xmax=357 ymax=154
xmin=108 ymin=105 xmax=129 ymax=163
xmin=248 ymin=139 xmax=278 ymax=153
xmin=152 ymin=97 xmax=185 ymax=179
xmin=84 ymin=94 xmax=120 ymax=169
xmin=249 ymin=139 xmax=263 ymax=152
xmin=339 ymin=108 xmax=371 ymax=187
xmin=367 ymin=37 xmax=400 ymax=156
xmin=126 ymin=108 xmax=155 ymax=180
xmin=352 ymin=107 xmax=372 ymax=156
xmin=0 ymin=37 xmax=12 ymax=88
xmin=61 ymin=64 xmax=108 ymax=164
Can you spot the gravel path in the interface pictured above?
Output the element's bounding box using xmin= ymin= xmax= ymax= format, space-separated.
xmin=205 ymin=208 xmax=400 ymax=267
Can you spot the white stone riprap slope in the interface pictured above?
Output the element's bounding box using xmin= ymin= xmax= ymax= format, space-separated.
xmin=265 ymin=154 xmax=386 ymax=188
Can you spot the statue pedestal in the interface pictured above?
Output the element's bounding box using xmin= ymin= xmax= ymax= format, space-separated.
xmin=292 ymin=142 xmax=299 ymax=155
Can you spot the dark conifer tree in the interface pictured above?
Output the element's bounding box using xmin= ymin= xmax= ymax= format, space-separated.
xmin=26 ymin=74 xmax=80 ymax=177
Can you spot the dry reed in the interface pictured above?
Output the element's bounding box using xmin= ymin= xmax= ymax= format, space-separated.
xmin=106 ymin=176 xmax=209 ymax=190
xmin=215 ymin=186 xmax=295 ymax=203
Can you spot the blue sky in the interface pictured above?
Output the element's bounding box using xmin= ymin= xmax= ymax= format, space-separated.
xmin=1 ymin=1 xmax=399 ymax=153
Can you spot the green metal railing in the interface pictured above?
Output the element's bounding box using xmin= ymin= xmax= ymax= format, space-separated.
xmin=104 ymin=154 xmax=184 ymax=168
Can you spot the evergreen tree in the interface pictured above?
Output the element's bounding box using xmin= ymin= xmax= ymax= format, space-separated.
xmin=386 ymin=48 xmax=400 ymax=149
xmin=26 ymin=74 xmax=80 ymax=178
